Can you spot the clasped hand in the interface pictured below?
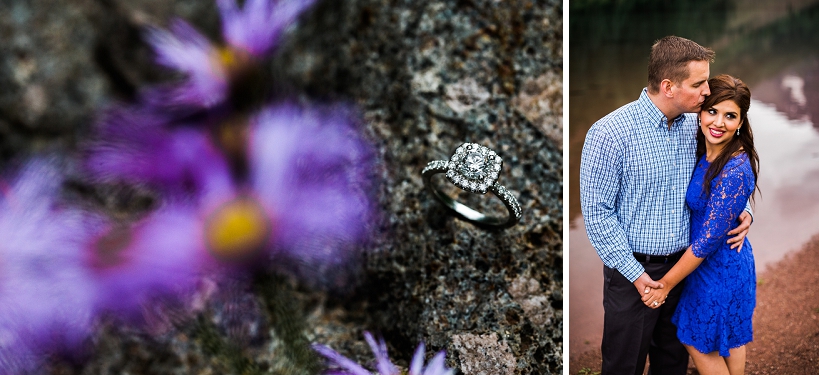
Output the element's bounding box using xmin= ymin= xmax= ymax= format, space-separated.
xmin=642 ymin=282 xmax=668 ymax=309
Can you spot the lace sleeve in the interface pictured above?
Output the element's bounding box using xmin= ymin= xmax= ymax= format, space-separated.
xmin=690 ymin=160 xmax=754 ymax=258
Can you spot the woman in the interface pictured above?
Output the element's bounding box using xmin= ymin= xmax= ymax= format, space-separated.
xmin=642 ymin=74 xmax=759 ymax=375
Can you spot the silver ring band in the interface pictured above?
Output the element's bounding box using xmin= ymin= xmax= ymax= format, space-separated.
xmin=422 ymin=143 xmax=521 ymax=229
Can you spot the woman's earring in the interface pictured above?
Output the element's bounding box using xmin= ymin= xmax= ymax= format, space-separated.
xmin=737 ymin=127 xmax=741 ymax=135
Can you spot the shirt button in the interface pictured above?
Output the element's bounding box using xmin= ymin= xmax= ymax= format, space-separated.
xmin=672 ymin=210 xmax=675 ymax=213
xmin=671 ymin=234 xmax=675 ymax=237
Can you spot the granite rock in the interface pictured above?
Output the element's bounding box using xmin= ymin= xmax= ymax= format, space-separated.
xmin=279 ymin=1 xmax=563 ymax=373
xmin=451 ymin=332 xmax=516 ymax=375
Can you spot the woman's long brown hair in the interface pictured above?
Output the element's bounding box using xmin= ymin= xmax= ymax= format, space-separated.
xmin=696 ymin=74 xmax=760 ymax=203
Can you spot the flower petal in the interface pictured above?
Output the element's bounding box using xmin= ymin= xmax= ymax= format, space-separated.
xmin=85 ymin=106 xmax=233 ymax=201
xmin=247 ymin=103 xmax=376 ymax=282
xmin=145 ymin=19 xmax=228 ymax=107
xmin=0 ymin=160 xmax=98 ymax=371
xmin=409 ymin=342 xmax=425 ymax=375
xmin=422 ymin=351 xmax=454 ymax=375
xmin=364 ymin=331 xmax=398 ymax=375
xmin=218 ymin=0 xmax=316 ymax=56
xmin=89 ymin=205 xmax=210 ymax=322
xmin=312 ymin=344 xmax=372 ymax=375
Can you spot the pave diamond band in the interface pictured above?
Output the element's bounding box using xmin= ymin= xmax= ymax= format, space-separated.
xmin=422 ymin=143 xmax=521 ymax=229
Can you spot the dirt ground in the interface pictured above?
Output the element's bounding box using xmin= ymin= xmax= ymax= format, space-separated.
xmin=569 ymin=235 xmax=819 ymax=375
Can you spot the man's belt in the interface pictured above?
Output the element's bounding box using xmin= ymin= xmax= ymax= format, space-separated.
xmin=633 ymin=250 xmax=685 ymax=264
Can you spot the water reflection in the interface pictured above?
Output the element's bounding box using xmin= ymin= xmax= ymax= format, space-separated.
xmin=569 ymin=0 xmax=819 ymax=358
xmin=754 ymin=65 xmax=819 ymax=127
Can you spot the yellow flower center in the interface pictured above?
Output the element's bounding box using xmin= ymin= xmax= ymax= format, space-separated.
xmin=213 ymin=46 xmax=252 ymax=78
xmin=205 ymin=197 xmax=270 ymax=261
xmin=217 ymin=47 xmax=238 ymax=70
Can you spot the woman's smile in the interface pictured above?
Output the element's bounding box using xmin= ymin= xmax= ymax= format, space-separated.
xmin=708 ymin=127 xmax=726 ymax=138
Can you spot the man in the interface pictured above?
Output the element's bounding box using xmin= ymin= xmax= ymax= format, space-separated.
xmin=579 ymin=36 xmax=752 ymax=375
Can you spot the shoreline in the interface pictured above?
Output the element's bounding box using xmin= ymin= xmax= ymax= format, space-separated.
xmin=569 ymin=234 xmax=819 ymax=375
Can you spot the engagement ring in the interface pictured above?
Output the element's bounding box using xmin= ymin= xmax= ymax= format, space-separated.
xmin=422 ymin=142 xmax=521 ymax=229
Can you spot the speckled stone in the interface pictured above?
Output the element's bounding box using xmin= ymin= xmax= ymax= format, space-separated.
xmin=0 ymin=0 xmax=562 ymax=374
xmin=0 ymin=0 xmax=104 ymax=160
xmin=0 ymin=0 xmax=221 ymax=161
xmin=451 ymin=332 xmax=516 ymax=375
xmin=280 ymin=1 xmax=563 ymax=373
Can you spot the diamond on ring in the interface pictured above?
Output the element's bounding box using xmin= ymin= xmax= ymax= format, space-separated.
xmin=422 ymin=142 xmax=521 ymax=229
xmin=444 ymin=143 xmax=502 ymax=194
xmin=653 ymin=301 xmax=659 ymax=306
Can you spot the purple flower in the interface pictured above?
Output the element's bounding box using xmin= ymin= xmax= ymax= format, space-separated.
xmin=0 ymin=160 xmax=99 ymax=372
xmin=192 ymin=103 xmax=376 ymax=282
xmin=313 ymin=332 xmax=455 ymax=375
xmin=144 ymin=0 xmax=316 ymax=109
xmin=85 ymin=102 xmax=376 ymax=284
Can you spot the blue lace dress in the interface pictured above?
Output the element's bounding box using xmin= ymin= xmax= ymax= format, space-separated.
xmin=672 ymin=153 xmax=756 ymax=356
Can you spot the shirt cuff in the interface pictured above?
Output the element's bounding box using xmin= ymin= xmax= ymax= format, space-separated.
xmin=744 ymin=207 xmax=754 ymax=223
xmin=618 ymin=256 xmax=645 ymax=283
xmin=744 ymin=199 xmax=754 ymax=223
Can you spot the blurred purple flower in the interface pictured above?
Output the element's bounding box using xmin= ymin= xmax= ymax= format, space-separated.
xmin=85 ymin=102 xmax=376 ymax=284
xmin=313 ymin=332 xmax=455 ymax=375
xmin=0 ymin=160 xmax=99 ymax=373
xmin=145 ymin=0 xmax=316 ymax=109
xmin=86 ymin=204 xmax=215 ymax=323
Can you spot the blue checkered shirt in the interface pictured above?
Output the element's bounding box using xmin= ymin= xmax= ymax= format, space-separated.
xmin=580 ymin=89 xmax=698 ymax=282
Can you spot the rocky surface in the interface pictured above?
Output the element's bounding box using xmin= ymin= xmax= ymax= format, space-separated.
xmin=0 ymin=0 xmax=563 ymax=374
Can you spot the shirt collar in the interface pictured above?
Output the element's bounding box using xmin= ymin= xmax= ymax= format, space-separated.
xmin=637 ymin=88 xmax=685 ymax=129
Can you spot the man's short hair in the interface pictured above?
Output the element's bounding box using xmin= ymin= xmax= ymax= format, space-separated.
xmin=647 ymin=36 xmax=715 ymax=94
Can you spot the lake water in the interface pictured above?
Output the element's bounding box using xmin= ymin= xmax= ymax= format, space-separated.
xmin=568 ymin=0 xmax=819 ymax=357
